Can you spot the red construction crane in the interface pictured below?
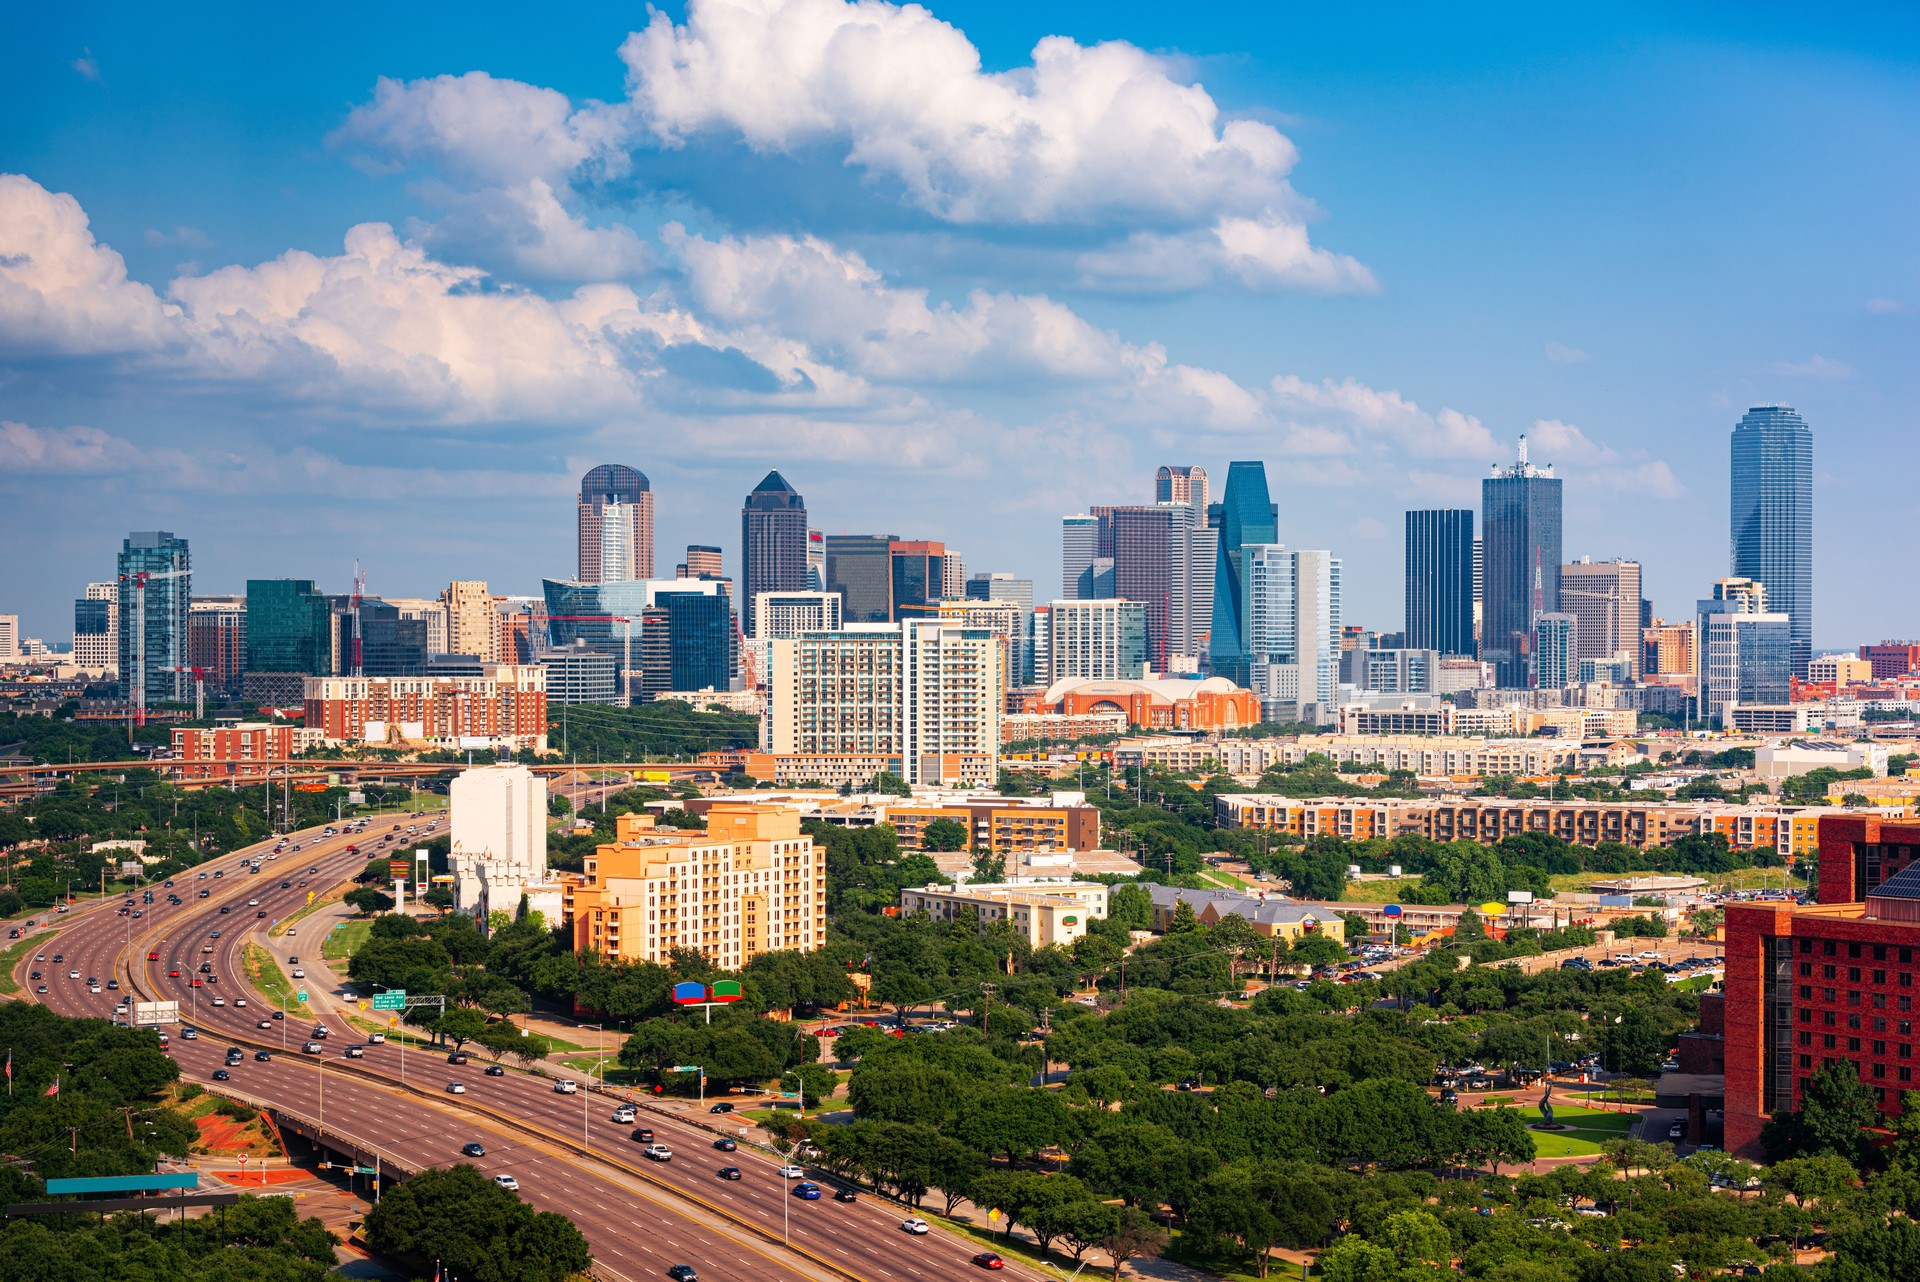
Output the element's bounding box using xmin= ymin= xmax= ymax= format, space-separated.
xmin=162 ymin=666 xmax=208 ymax=721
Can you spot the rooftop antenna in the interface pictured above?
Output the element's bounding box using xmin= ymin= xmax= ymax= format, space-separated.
xmin=1517 ymin=434 xmax=1530 ymax=466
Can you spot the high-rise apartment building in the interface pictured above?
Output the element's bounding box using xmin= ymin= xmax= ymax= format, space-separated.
xmin=941 ymin=551 xmax=967 ymax=601
xmin=1532 ymin=613 xmax=1578 ymax=689
xmin=1155 ymin=465 xmax=1210 ymax=510
xmin=1404 ymin=510 xmax=1475 ymax=657
xmin=1730 ymin=406 xmax=1812 ymax=678
xmin=823 ymin=535 xmax=894 ymax=623
xmin=0 ymin=616 xmax=17 ymax=663
xmin=188 ymin=597 xmax=248 ymax=695
xmin=740 ymin=471 xmax=809 ymax=636
xmin=73 ymin=581 xmax=117 ymax=671
xmin=763 ymin=619 xmax=1001 ymax=785
xmin=1644 ymin=621 xmax=1697 ymax=681
xmin=441 ymin=580 xmax=499 ymax=662
xmin=967 ymin=573 xmax=1035 ymax=683
xmin=1244 ymin=545 xmax=1342 ymax=720
xmin=751 ymin=591 xmax=843 ymax=640
xmin=117 ymin=531 xmax=191 ymax=705
xmin=1209 ymin=462 xmax=1278 ymax=686
xmin=1061 ymin=515 xmax=1098 ymax=601
xmin=577 ymin=463 xmax=654 ymax=583
xmin=1481 ymin=437 xmax=1562 ymax=688
xmin=1561 ymin=558 xmax=1644 ymax=679
xmin=304 ymin=665 xmax=548 ymax=753
xmin=1698 ymin=577 xmax=1792 ymax=726
xmin=936 ymin=597 xmax=1027 ymax=697
xmin=1044 ymin=599 xmax=1148 ymax=683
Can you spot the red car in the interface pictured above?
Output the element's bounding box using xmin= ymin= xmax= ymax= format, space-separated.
xmin=189 ymin=979 xmax=203 ymax=988
xmin=168 ymin=969 xmax=181 ymax=978
xmin=971 ymin=1254 xmax=1004 ymax=1270
xmin=148 ymin=951 xmax=160 ymax=961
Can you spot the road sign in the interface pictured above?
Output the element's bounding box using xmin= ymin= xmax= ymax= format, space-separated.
xmin=388 ymin=1016 xmax=399 ymax=1027
xmin=295 ymin=990 xmax=307 ymax=1003
xmin=132 ymin=1000 xmax=180 ymax=1026
xmin=670 ymin=1064 xmax=703 ymax=1073
xmin=371 ymin=991 xmax=407 ymax=1011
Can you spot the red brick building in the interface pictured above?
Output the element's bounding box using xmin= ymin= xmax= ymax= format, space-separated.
xmin=1858 ymin=642 xmax=1920 ymax=681
xmin=170 ymin=723 xmax=296 ymax=781
xmin=303 ymin=666 xmax=548 ymax=753
xmin=1724 ymin=817 xmax=1920 ymax=1158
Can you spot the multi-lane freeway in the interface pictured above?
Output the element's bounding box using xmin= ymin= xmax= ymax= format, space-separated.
xmin=15 ymin=819 xmax=1038 ymax=1282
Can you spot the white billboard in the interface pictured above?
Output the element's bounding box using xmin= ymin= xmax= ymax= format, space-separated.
xmin=133 ymin=1000 xmax=180 ymax=1026
xmin=1507 ymin=890 xmax=1535 ymax=904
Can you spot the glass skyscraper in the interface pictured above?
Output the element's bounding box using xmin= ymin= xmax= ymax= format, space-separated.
xmin=117 ymin=531 xmax=191 ymax=704
xmin=246 ymin=580 xmax=332 ymax=676
xmin=1403 ymin=509 xmax=1475 ymax=657
xmin=1481 ymin=438 xmax=1562 ymax=688
xmin=1208 ymin=461 xmax=1277 ymax=686
xmin=1730 ymin=405 xmax=1813 ymax=678
xmin=823 ymin=535 xmax=894 ymax=623
xmin=740 ymin=471 xmax=808 ymax=636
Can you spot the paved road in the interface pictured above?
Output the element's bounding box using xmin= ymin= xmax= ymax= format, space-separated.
xmin=16 ymin=818 xmax=1037 ymax=1282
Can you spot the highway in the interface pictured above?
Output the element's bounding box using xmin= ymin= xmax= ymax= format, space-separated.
xmin=14 ymin=818 xmax=1037 ymax=1282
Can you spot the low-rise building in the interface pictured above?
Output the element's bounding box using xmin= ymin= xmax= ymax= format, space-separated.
xmin=1002 ymin=711 xmax=1130 ymax=744
xmin=1031 ymin=675 xmax=1259 ymax=733
xmin=884 ymin=798 xmax=1102 ymax=855
xmin=654 ymin=688 xmax=763 ymax=716
xmin=170 ymin=722 xmax=304 ymax=780
xmin=898 ymin=881 xmax=1108 ymax=948
xmin=1140 ymin=884 xmax=1345 ymax=944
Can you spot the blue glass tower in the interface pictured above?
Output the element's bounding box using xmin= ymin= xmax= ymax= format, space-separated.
xmin=1731 ymin=406 xmax=1813 ymax=678
xmin=117 ymin=531 xmax=191 ymax=705
xmin=1208 ymin=461 xmax=1277 ymax=685
xmin=1481 ymin=439 xmax=1562 ymax=689
xmin=1404 ymin=509 xmax=1475 ymax=657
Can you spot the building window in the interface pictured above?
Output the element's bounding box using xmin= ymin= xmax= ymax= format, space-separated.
xmin=1825 ymin=987 xmax=1837 ymax=1002
xmin=1800 ymin=1054 xmax=1813 ymax=1068
xmin=1876 ymin=994 xmax=1889 ymax=1010
xmin=1849 ymin=1038 xmax=1862 ymax=1052
xmin=1824 ymin=965 xmax=1837 ymax=979
xmin=1874 ymin=1064 xmax=1886 ymax=1079
xmin=1849 ymin=968 xmax=1863 ymax=983
xmin=1850 ymin=992 xmax=1863 ymax=1007
xmin=1849 ymin=943 xmax=1862 ymax=959
xmin=1824 ymin=1011 xmax=1837 ymax=1026
xmin=1800 ymin=1031 xmax=1813 ymax=1046
xmin=1824 ymin=1034 xmax=1837 ymax=1048
xmin=1874 ymin=1040 xmax=1888 ymax=1055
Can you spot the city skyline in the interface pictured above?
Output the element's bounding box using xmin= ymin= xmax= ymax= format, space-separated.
xmin=2 ymin=4 xmax=1916 ymax=645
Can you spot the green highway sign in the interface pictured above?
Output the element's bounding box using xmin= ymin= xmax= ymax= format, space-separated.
xmin=371 ymin=991 xmax=407 ymax=1011
xmin=295 ymin=990 xmax=307 ymax=1003
xmin=670 ymin=1064 xmax=702 ymax=1073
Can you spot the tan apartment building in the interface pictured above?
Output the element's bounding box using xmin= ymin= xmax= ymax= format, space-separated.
xmin=562 ymin=807 xmax=825 ymax=969
xmin=898 ymin=881 xmax=1109 ymax=948
xmin=885 ymin=800 xmax=1102 ymax=854
xmin=440 ymin=580 xmax=499 ymax=662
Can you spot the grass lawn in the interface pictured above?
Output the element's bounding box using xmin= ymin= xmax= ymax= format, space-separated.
xmin=269 ymin=888 xmax=343 ymax=938
xmin=1196 ymin=867 xmax=1249 ymax=890
xmin=1544 ymin=867 xmax=1796 ymax=894
xmin=1501 ymin=1103 xmax=1639 ymax=1158
xmin=242 ymin=943 xmax=313 ymax=1020
xmin=321 ymin=918 xmax=372 ymax=961
xmin=1339 ymin=878 xmax=1426 ymax=903
xmin=0 ymin=929 xmax=60 ymax=995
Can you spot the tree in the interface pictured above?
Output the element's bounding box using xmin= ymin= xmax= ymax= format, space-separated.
xmin=1763 ymin=1060 xmax=1884 ymax=1167
xmin=921 ymin=818 xmax=969 ymax=852
xmin=1099 ymin=1206 xmax=1167 ymax=1282
xmin=435 ymin=1007 xmax=489 ymax=1050
xmin=1601 ymin=1007 xmax=1668 ymax=1076
xmin=423 ymin=887 xmax=456 ymax=910
xmin=343 ymin=887 xmax=395 ymax=915
xmin=1057 ymin=1200 xmax=1122 ymax=1263
xmin=969 ymin=849 xmax=1007 ymax=884
xmin=956 ymin=1087 xmax=1070 ymax=1164
xmin=363 ymin=1163 xmax=589 ymax=1282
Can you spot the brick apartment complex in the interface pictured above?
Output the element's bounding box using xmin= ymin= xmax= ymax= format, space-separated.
xmin=883 ymin=800 xmax=1101 ymax=854
xmin=561 ymin=807 xmax=824 ymax=969
xmin=170 ymin=722 xmax=306 ymax=780
xmin=303 ymin=665 xmax=548 ymax=753
xmin=1724 ymin=817 xmax=1920 ymax=1158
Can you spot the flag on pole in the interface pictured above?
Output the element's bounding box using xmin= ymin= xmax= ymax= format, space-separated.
xmin=5 ymin=1048 xmax=10 ymax=1096
xmin=44 ymin=1076 xmax=59 ymax=1097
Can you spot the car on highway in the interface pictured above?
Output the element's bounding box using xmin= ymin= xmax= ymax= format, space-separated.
xmin=257 ymin=1020 xmax=273 ymax=1030
xmin=552 ymin=1080 xmax=578 ymax=1094
xmin=708 ymin=1102 xmax=733 ymax=1114
xmin=366 ymin=1031 xmax=383 ymax=1043
xmin=493 ymin=1174 xmax=519 ymax=1192
xmin=484 ymin=1064 xmax=504 ymax=1076
xmin=256 ymin=911 xmax=266 ymax=918
xmin=667 ymin=1267 xmax=697 ymax=1282
xmin=642 ymin=1144 xmax=673 ymax=1162
xmin=106 ymin=979 xmax=119 ymax=990
xmin=290 ymin=968 xmax=304 ymax=978
xmin=834 ymin=1188 xmax=857 ymax=1202
xmin=147 ymin=951 xmax=159 ymax=961
xmin=778 ymin=1164 xmax=805 ymax=1178
xmin=210 ymin=997 xmax=226 ymax=1007
xmin=971 ymin=1252 xmax=1005 ymax=1270
xmin=234 ymin=998 xmax=246 ymax=1007
xmin=713 ymin=1138 xmax=737 ymax=1152
xmin=286 ymin=929 xmax=297 ymax=937
xmin=254 ymin=1051 xmax=271 ymax=1061
xmin=180 ymin=1028 xmax=198 ymax=1040
xmin=717 ymin=1166 xmax=742 ymax=1180
xmin=344 ymin=1046 xmax=365 ymax=1058
xmin=611 ymin=1107 xmax=635 ymax=1124
xmin=302 ymin=1042 xmax=323 ymax=1054
xmin=68 ymin=970 xmax=79 ymax=979
xmin=900 ymin=1218 xmax=929 ymax=1235
xmin=446 ymin=1082 xmax=465 ymax=1094
xmin=792 ymin=1182 xmax=821 ymax=1200
xmin=168 ymin=969 xmax=181 ymax=978
xmin=212 ymin=1069 xmax=231 ymax=1081
xmin=447 ymin=1052 xmax=467 ymax=1064
xmin=34 ymin=985 xmax=46 ymax=994
xmin=28 ymin=971 xmax=40 ymax=980
xmin=309 ymin=1025 xmax=328 ymax=1039
xmin=247 ymin=899 xmax=259 ymax=907
xmin=461 ymin=1142 xmax=486 ymax=1158
xmin=51 ymin=954 xmax=62 ymax=963
xmin=88 ymin=984 xmax=101 ymax=993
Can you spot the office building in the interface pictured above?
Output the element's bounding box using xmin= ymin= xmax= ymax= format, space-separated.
xmin=1730 ymin=406 xmax=1813 ymax=677
xmin=888 ymin=540 xmax=948 ymax=619
xmin=450 ymin=763 xmax=563 ymax=923
xmin=823 ymin=535 xmax=895 ymax=623
xmin=1481 ymin=436 xmax=1562 ymax=688
xmin=900 ymin=882 xmax=1109 ymax=949
xmin=1045 ymin=599 xmax=1148 ymax=682
xmin=806 ymin=529 xmax=825 ymax=592
xmin=680 ymin=545 xmax=724 ymax=580
xmin=1532 ymin=612 xmax=1578 ymax=689
xmin=1209 ymin=462 xmax=1279 ymax=686
xmin=763 ymin=619 xmax=1000 ymax=785
xmin=1096 ymin=502 xmax=1212 ymax=671
xmin=1341 ymin=647 xmax=1438 ymax=695
xmin=117 ymin=530 xmax=192 ymax=706
xmin=1472 ymin=537 xmax=1484 ymax=647
xmin=539 ymin=639 xmax=621 ymax=706
xmin=1245 ymin=545 xmax=1342 ymax=720
xmin=1858 ymin=643 xmax=1920 ymax=681
xmin=187 ymin=597 xmax=247 ymax=696
xmin=0 ymin=616 xmax=17 ymax=663
xmin=303 ymin=665 xmax=548 ymax=753
xmin=741 ymin=471 xmax=809 ymax=635
xmin=383 ymin=597 xmax=449 ymax=656
xmin=968 ymin=573 xmax=1035 ymax=683
xmin=577 ymin=463 xmax=654 ymax=583
xmin=1724 ymin=817 xmax=1920 ymax=1158
xmin=941 ymin=552 xmax=967 ymax=601
xmin=1561 ymin=558 xmax=1643 ymax=679
xmin=1806 ymin=655 xmax=1873 ymax=687
xmin=1061 ymin=515 xmax=1098 ymax=601
xmin=1155 ymin=465 xmax=1209 ymax=510
xmin=563 ymin=807 xmax=825 ymax=969
xmin=245 ymin=580 xmax=329 ymax=676
xmin=1699 ymin=578 xmax=1792 ymax=726
xmin=543 ymin=577 xmax=731 ymax=701
xmin=334 ymin=598 xmax=428 ymax=677
xmin=652 ymin=590 xmax=733 ymax=695
xmin=441 ymin=580 xmax=498 ymax=662
xmin=1404 ymin=510 xmax=1475 ymax=658
xmin=751 ymin=591 xmax=842 ymax=640
xmin=74 ymin=582 xmax=118 ymax=672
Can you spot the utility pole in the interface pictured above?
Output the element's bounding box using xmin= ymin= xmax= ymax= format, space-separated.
xmin=981 ymin=982 xmax=995 ymax=1036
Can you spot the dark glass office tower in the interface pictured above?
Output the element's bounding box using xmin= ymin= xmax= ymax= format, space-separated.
xmin=334 ymin=599 xmax=427 ymax=676
xmin=824 ymin=535 xmax=895 ymax=623
xmin=246 ymin=580 xmax=331 ymax=676
xmin=1208 ymin=462 xmax=1277 ymax=685
xmin=740 ymin=470 xmax=808 ymax=635
xmin=657 ymin=591 xmax=733 ymax=692
xmin=1481 ymin=438 xmax=1562 ymax=688
xmin=888 ymin=541 xmax=946 ymax=620
xmin=1731 ymin=406 xmax=1813 ymax=677
xmin=116 ymin=531 xmax=191 ymax=704
xmin=1404 ymin=510 xmax=1475 ymax=656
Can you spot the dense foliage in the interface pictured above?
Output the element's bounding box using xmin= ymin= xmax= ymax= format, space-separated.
xmin=542 ymin=699 xmax=758 ymax=761
xmin=363 ymin=1164 xmax=589 ymax=1282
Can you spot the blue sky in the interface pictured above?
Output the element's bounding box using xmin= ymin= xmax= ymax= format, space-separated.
xmin=2 ymin=1 xmax=1914 ymax=649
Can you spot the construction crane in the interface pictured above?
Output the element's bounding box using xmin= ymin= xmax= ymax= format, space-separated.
xmin=349 ymin=560 xmax=365 ymax=678
xmin=162 ymin=667 xmax=209 ymax=721
xmin=119 ymin=566 xmax=190 ymax=729
xmin=535 ymin=613 xmax=641 ymax=708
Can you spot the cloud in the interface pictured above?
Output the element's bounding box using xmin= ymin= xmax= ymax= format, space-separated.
xmin=1544 ymin=340 xmax=1589 ymax=365
xmin=414 ymin=179 xmax=651 ymax=281
xmin=144 ymin=226 xmax=213 ymax=248
xmin=0 ymin=174 xmax=181 ymax=355
xmin=1268 ymin=374 xmax=1498 ymax=459
xmin=72 ymin=51 xmax=100 ymax=82
xmin=1075 ymin=218 xmax=1377 ymax=293
xmin=0 ymin=420 xmax=182 ymax=474
xmin=1769 ymin=354 xmax=1854 ymax=380
xmin=1865 ymin=298 xmax=1906 ymax=316
xmin=1526 ymin=417 xmax=1682 ymax=497
xmin=334 ymin=71 xmax=620 ymax=187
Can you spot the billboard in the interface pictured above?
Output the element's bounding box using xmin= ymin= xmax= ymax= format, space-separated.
xmin=119 ymin=861 xmax=143 ymax=878
xmin=132 ymin=1000 xmax=180 ymax=1026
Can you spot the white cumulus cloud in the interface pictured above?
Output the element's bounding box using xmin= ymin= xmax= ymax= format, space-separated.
xmin=0 ymin=174 xmax=181 ymax=355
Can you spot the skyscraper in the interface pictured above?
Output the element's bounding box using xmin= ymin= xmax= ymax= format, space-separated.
xmin=1481 ymin=437 xmax=1562 ymax=688
xmin=741 ymin=471 xmax=808 ymax=635
xmin=1061 ymin=515 xmax=1098 ymax=601
xmin=1730 ymin=406 xmax=1813 ymax=677
xmin=188 ymin=597 xmax=248 ymax=695
xmin=577 ymin=464 xmax=654 ymax=583
xmin=1698 ymin=577 xmax=1792 ymax=725
xmin=1532 ymin=613 xmax=1578 ymax=689
xmin=117 ymin=531 xmax=191 ymax=706
xmin=1403 ymin=510 xmax=1475 ymax=657
xmin=1209 ymin=462 xmax=1278 ymax=686
xmin=247 ymin=580 xmax=331 ymax=675
xmin=1155 ymin=465 xmax=1210 ymax=510
xmin=888 ymin=541 xmax=947 ymax=619
xmin=1244 ymin=545 xmax=1342 ymax=720
xmin=1561 ymin=558 xmax=1644 ymax=679
xmin=823 ymin=535 xmax=895 ymax=623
